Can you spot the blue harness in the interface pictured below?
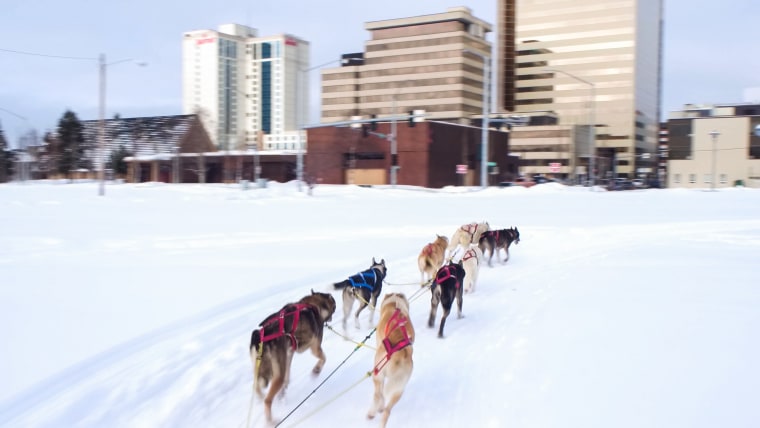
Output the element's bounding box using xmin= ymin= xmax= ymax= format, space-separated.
xmin=348 ymin=268 xmax=377 ymax=291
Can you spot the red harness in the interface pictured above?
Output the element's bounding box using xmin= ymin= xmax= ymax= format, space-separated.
xmin=435 ymin=265 xmax=461 ymax=290
xmin=422 ymin=244 xmax=433 ymax=256
xmin=373 ymin=308 xmax=412 ymax=375
xmin=462 ymin=248 xmax=477 ymax=262
xmin=258 ymin=303 xmax=314 ymax=350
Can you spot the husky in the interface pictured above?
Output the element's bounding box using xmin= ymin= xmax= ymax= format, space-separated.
xmin=428 ymin=261 xmax=465 ymax=338
xmin=447 ymin=221 xmax=489 ymax=255
xmin=478 ymin=226 xmax=520 ymax=267
xmin=367 ymin=293 xmax=415 ymax=428
xmin=333 ymin=258 xmax=387 ymax=331
xmin=249 ymin=290 xmax=336 ymax=423
xmin=459 ymin=245 xmax=482 ymax=293
xmin=417 ymin=235 xmax=448 ymax=285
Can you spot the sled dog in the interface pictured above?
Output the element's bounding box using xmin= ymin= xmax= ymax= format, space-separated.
xmin=249 ymin=290 xmax=336 ymax=423
xmin=428 ymin=261 xmax=465 ymax=338
xmin=417 ymin=235 xmax=448 ymax=285
xmin=479 ymin=226 xmax=520 ymax=267
xmin=333 ymin=258 xmax=387 ymax=330
xmin=367 ymin=293 xmax=415 ymax=428
xmin=459 ymin=245 xmax=482 ymax=293
xmin=447 ymin=221 xmax=489 ymax=255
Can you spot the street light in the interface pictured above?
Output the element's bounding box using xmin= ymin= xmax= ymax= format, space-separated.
xmin=297 ymin=58 xmax=342 ymax=191
xmin=543 ymin=68 xmax=596 ymax=187
xmin=98 ymin=53 xmax=146 ymax=196
xmin=709 ymin=129 xmax=720 ymax=191
xmin=463 ymin=48 xmax=491 ymax=189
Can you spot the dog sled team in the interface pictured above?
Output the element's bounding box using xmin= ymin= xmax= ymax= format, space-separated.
xmin=247 ymin=221 xmax=519 ymax=427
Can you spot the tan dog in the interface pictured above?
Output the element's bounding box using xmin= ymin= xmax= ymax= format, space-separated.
xmin=447 ymin=221 xmax=489 ymax=255
xmin=367 ymin=293 xmax=415 ymax=427
xmin=249 ymin=290 xmax=336 ymax=423
xmin=417 ymin=235 xmax=448 ymax=285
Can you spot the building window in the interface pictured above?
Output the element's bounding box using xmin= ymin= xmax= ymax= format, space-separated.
xmin=673 ymin=174 xmax=681 ymax=184
xmin=704 ymin=174 xmax=712 ymax=183
xmin=720 ymin=174 xmax=728 ymax=184
xmin=689 ymin=174 xmax=696 ymax=184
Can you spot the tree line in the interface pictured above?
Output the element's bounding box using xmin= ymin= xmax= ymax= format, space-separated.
xmin=0 ymin=110 xmax=131 ymax=182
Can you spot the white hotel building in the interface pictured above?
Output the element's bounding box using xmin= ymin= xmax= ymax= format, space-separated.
xmin=182 ymin=24 xmax=310 ymax=151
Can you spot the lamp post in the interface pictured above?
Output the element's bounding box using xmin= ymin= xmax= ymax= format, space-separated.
xmin=297 ymin=58 xmax=342 ymax=191
xmin=98 ymin=53 xmax=146 ymax=196
xmin=709 ymin=129 xmax=720 ymax=191
xmin=544 ymin=68 xmax=595 ymax=187
xmin=463 ymin=48 xmax=491 ymax=189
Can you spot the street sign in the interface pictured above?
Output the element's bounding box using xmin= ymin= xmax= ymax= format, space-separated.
xmin=456 ymin=164 xmax=468 ymax=174
xmin=549 ymin=162 xmax=561 ymax=173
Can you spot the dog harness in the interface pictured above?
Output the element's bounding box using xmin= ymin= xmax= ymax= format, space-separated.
xmin=461 ymin=223 xmax=479 ymax=243
xmin=462 ymin=248 xmax=477 ymax=262
xmin=258 ymin=303 xmax=315 ymax=350
xmin=434 ymin=264 xmax=461 ymax=290
xmin=373 ymin=308 xmax=412 ymax=375
xmin=348 ymin=268 xmax=377 ymax=291
xmin=422 ymin=243 xmax=433 ymax=256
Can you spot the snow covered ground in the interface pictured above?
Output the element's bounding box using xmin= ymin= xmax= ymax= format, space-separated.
xmin=1 ymin=181 xmax=759 ymax=428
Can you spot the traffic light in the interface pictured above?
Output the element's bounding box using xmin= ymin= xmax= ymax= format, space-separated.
xmin=408 ymin=110 xmax=415 ymax=127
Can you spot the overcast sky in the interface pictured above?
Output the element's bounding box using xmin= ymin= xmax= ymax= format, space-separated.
xmin=1 ymin=0 xmax=758 ymax=147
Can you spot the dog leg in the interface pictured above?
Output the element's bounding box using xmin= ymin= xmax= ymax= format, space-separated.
xmin=367 ymin=369 xmax=385 ymax=420
xmin=342 ymin=289 xmax=355 ymax=331
xmin=438 ymin=307 xmax=450 ymax=338
xmin=428 ymin=289 xmax=440 ymax=328
xmin=456 ymin=289 xmax=464 ymax=319
xmin=310 ymin=342 xmax=327 ymax=374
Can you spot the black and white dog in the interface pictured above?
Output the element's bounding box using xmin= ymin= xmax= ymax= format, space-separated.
xmin=479 ymin=227 xmax=520 ymax=267
xmin=333 ymin=258 xmax=387 ymax=330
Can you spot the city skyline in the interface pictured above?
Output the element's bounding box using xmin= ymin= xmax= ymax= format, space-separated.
xmin=1 ymin=0 xmax=757 ymax=148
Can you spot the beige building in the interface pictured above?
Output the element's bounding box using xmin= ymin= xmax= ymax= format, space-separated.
xmin=667 ymin=104 xmax=760 ymax=189
xmin=320 ymin=7 xmax=492 ymax=123
xmin=499 ymin=0 xmax=662 ymax=179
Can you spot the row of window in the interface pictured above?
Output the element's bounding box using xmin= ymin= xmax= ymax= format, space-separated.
xmin=672 ymin=173 xmax=728 ymax=184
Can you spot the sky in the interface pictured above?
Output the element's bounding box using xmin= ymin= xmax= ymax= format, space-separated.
xmin=0 ymin=180 xmax=759 ymax=427
xmin=1 ymin=0 xmax=759 ymax=148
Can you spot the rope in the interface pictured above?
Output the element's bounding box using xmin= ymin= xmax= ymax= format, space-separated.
xmin=282 ymin=371 xmax=372 ymax=428
xmin=274 ymin=327 xmax=377 ymax=428
xmin=383 ymin=279 xmax=425 ymax=286
xmin=325 ymin=323 xmax=377 ymax=351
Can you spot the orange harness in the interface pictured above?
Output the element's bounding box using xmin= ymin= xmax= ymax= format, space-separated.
xmin=373 ymin=308 xmax=412 ymax=375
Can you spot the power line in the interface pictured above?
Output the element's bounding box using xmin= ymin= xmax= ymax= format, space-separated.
xmin=0 ymin=47 xmax=95 ymax=61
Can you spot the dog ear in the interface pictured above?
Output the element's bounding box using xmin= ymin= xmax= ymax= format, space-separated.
xmin=372 ymin=257 xmax=377 ymax=264
xmin=311 ymin=288 xmax=316 ymax=295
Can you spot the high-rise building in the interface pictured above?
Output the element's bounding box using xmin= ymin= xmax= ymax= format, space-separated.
xmin=320 ymin=7 xmax=492 ymax=124
xmin=182 ymin=24 xmax=309 ymax=151
xmin=498 ymin=0 xmax=663 ymax=178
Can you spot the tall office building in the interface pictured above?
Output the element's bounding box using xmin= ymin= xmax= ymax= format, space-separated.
xmin=182 ymin=24 xmax=309 ymax=151
xmin=321 ymin=7 xmax=492 ymax=124
xmin=499 ymin=0 xmax=662 ymax=178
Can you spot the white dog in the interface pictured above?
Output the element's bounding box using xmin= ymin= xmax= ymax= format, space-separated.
xmin=459 ymin=245 xmax=482 ymax=293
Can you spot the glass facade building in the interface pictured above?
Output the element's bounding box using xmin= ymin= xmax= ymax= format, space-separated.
xmin=499 ymin=0 xmax=662 ymax=178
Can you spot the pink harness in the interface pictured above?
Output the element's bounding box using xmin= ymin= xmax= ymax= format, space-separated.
xmin=373 ymin=308 xmax=412 ymax=375
xmin=259 ymin=303 xmax=314 ymax=350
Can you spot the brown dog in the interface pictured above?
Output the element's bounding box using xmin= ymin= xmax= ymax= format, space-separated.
xmin=367 ymin=293 xmax=415 ymax=428
xmin=249 ymin=290 xmax=336 ymax=423
xmin=417 ymin=235 xmax=448 ymax=285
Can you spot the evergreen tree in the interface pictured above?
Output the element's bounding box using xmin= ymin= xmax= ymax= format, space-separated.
xmin=0 ymin=121 xmax=10 ymax=182
xmin=55 ymin=110 xmax=90 ymax=177
xmin=107 ymin=144 xmax=132 ymax=176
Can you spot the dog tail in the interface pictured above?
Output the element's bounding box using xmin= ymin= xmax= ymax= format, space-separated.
xmin=333 ymin=280 xmax=349 ymax=290
xmin=250 ymin=328 xmax=262 ymax=353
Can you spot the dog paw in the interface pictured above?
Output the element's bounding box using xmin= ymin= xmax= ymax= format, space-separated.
xmin=312 ymin=366 xmax=322 ymax=374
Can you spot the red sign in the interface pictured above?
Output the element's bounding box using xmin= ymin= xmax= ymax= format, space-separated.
xmin=196 ymin=36 xmax=215 ymax=46
xmin=549 ymin=162 xmax=561 ymax=173
xmin=456 ymin=164 xmax=468 ymax=174
xmin=285 ymin=38 xmax=297 ymax=46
